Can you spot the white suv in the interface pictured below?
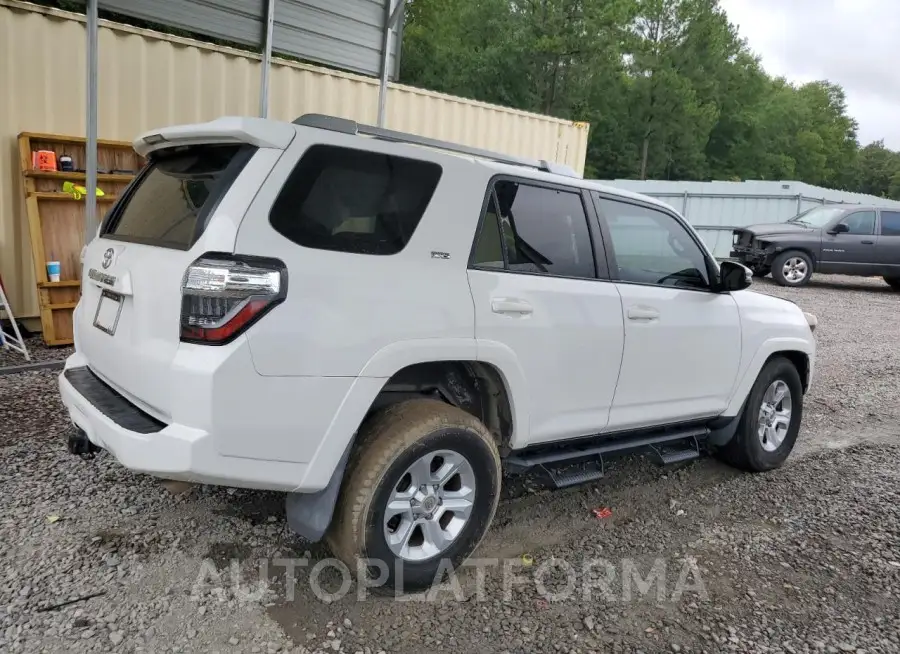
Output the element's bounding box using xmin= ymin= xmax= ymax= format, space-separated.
xmin=59 ymin=114 xmax=817 ymax=592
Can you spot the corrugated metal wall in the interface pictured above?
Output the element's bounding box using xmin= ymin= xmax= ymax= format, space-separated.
xmin=99 ymin=0 xmax=404 ymax=79
xmin=597 ymin=179 xmax=900 ymax=257
xmin=0 ymin=0 xmax=588 ymax=321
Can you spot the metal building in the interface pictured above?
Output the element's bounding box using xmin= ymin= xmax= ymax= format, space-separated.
xmin=596 ymin=179 xmax=900 ymax=257
xmin=1 ymin=0 xmax=589 ymax=322
xmin=73 ymin=0 xmax=407 ymax=246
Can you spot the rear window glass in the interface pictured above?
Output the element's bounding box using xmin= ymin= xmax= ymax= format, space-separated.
xmin=102 ymin=144 xmax=253 ymax=249
xmin=269 ymin=145 xmax=443 ymax=255
xmin=881 ymin=211 xmax=900 ymax=236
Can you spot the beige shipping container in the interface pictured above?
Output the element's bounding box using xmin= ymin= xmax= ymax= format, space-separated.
xmin=0 ymin=0 xmax=589 ymax=324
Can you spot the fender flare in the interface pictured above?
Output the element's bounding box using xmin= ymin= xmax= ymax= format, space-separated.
xmin=297 ymin=338 xmax=531 ymax=491
xmin=723 ymin=337 xmax=814 ymax=417
xmin=357 ymin=337 xmax=531 ymax=446
xmin=473 ymin=339 xmax=531 ymax=448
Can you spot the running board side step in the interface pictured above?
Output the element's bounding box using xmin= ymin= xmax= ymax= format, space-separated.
xmin=504 ymin=426 xmax=707 ymax=489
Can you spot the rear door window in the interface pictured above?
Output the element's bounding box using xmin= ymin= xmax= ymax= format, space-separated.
xmin=880 ymin=211 xmax=900 ymax=236
xmin=269 ymin=145 xmax=443 ymax=256
xmin=470 ymin=180 xmax=596 ymax=279
xmin=101 ymin=144 xmax=254 ymax=250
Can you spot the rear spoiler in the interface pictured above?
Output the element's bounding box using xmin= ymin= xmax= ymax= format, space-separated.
xmin=133 ymin=116 xmax=296 ymax=156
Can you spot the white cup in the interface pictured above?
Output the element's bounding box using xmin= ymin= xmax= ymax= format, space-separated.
xmin=46 ymin=261 xmax=61 ymax=283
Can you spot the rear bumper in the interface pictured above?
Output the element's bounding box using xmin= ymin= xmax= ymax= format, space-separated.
xmin=58 ymin=349 xmax=386 ymax=493
xmin=58 ymin=355 xmax=312 ymax=491
xmin=60 ymin=365 xmax=201 ymax=475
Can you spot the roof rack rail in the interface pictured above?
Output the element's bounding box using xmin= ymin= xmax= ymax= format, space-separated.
xmin=292 ymin=113 xmax=581 ymax=179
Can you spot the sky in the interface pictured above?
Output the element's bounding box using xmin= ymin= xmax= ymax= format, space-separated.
xmin=719 ymin=0 xmax=900 ymax=149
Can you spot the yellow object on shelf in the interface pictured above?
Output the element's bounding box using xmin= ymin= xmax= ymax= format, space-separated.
xmin=62 ymin=181 xmax=105 ymax=200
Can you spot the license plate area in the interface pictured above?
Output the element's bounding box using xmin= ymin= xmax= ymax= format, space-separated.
xmin=93 ymin=289 xmax=124 ymax=335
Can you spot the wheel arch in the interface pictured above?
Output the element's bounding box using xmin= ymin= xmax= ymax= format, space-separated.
xmin=366 ymin=360 xmax=519 ymax=452
xmin=776 ymin=350 xmax=810 ymax=393
xmin=775 ymin=246 xmax=818 ymax=270
xmin=285 ymin=352 xmax=522 ymax=544
xmin=724 ymin=339 xmax=813 ymax=417
xmin=712 ymin=347 xmax=810 ymax=448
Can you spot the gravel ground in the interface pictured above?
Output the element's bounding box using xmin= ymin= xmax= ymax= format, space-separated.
xmin=0 ymin=334 xmax=72 ymax=369
xmin=2 ymin=275 xmax=899 ymax=654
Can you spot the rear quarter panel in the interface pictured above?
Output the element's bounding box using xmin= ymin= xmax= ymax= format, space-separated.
xmin=234 ymin=130 xmax=488 ymax=378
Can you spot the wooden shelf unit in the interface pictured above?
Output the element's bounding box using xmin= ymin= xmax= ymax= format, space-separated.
xmin=18 ymin=131 xmax=144 ymax=346
xmin=31 ymin=192 xmax=120 ymax=203
xmin=25 ymin=170 xmax=136 ymax=183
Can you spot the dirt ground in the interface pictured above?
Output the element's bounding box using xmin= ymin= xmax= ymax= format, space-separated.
xmin=2 ymin=275 xmax=899 ymax=654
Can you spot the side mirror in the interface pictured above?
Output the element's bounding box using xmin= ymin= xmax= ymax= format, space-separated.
xmin=829 ymin=223 xmax=849 ymax=235
xmin=718 ymin=260 xmax=752 ymax=292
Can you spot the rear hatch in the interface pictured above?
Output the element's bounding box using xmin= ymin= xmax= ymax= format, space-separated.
xmin=76 ymin=140 xmax=271 ymax=420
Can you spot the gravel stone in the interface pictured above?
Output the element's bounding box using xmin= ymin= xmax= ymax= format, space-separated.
xmin=1 ymin=276 xmax=899 ymax=653
xmin=0 ymin=335 xmax=71 ymax=369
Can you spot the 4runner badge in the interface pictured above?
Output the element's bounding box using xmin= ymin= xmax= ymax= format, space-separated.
xmin=88 ymin=268 xmax=116 ymax=286
xmin=431 ymin=251 xmax=450 ymax=260
xmin=102 ymin=247 xmax=114 ymax=269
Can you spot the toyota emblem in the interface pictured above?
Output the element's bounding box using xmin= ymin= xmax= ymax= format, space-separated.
xmin=102 ymin=248 xmax=114 ymax=269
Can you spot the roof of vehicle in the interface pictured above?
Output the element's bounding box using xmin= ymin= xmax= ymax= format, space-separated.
xmin=286 ymin=115 xmax=681 ymax=214
xmin=133 ymin=114 xmax=679 ymax=215
xmin=800 ymin=203 xmax=898 ymax=213
xmin=472 ymin=157 xmax=679 ymax=213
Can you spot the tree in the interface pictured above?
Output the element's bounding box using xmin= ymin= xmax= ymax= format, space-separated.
xmin=628 ymin=0 xmax=720 ymax=179
xmin=399 ymin=0 xmax=889 ymax=193
xmin=854 ymin=141 xmax=900 ymax=198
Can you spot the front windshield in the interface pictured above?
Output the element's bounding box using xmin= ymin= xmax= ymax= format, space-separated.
xmin=788 ymin=206 xmax=845 ymax=227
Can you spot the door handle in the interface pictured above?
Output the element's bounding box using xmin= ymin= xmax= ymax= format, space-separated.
xmin=861 ymin=240 xmax=874 ymax=245
xmin=627 ymin=306 xmax=660 ymax=321
xmin=491 ymin=298 xmax=533 ymax=315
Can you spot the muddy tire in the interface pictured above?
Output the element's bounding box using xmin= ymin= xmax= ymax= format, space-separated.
xmin=326 ymin=399 xmax=501 ymax=594
xmin=717 ymin=356 xmax=803 ymax=472
xmin=771 ymin=250 xmax=813 ymax=287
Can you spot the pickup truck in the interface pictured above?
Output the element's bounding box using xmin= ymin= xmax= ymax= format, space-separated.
xmin=731 ymin=203 xmax=900 ymax=288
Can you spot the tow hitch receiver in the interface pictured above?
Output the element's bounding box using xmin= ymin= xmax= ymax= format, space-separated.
xmin=67 ymin=427 xmax=101 ymax=459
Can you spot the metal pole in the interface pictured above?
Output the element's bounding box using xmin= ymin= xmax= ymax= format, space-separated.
xmin=377 ymin=0 xmax=404 ymax=127
xmin=84 ymin=0 xmax=99 ymax=245
xmin=259 ymin=0 xmax=275 ymax=117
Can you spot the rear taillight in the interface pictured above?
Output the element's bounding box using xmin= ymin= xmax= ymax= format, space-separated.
xmin=180 ymin=254 xmax=287 ymax=345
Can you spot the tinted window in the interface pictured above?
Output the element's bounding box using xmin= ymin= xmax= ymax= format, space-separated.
xmin=881 ymin=211 xmax=900 ymax=236
xmin=840 ymin=211 xmax=876 ymax=235
xmin=478 ymin=181 xmax=594 ymax=278
xmin=270 ymin=145 xmax=442 ymax=255
xmin=103 ymin=144 xmax=252 ymax=249
xmin=597 ymin=196 xmax=710 ymax=289
xmin=788 ymin=206 xmax=845 ymax=227
xmin=472 ymin=194 xmax=505 ymax=268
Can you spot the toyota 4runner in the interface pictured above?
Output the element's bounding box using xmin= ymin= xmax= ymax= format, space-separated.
xmin=60 ymin=114 xmax=817 ymax=592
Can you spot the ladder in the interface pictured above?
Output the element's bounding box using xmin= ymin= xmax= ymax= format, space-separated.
xmin=0 ymin=274 xmax=31 ymax=362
